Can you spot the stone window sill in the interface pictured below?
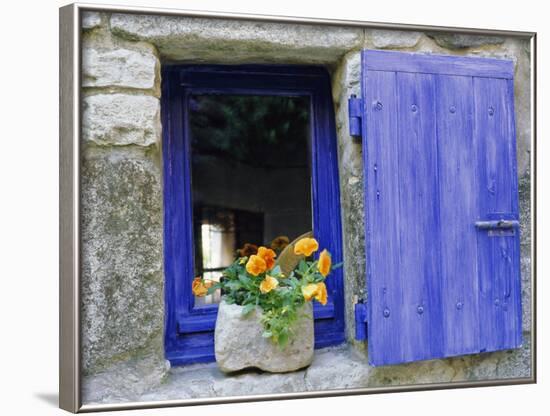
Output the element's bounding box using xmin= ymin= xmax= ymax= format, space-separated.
xmin=83 ymin=338 xmax=530 ymax=405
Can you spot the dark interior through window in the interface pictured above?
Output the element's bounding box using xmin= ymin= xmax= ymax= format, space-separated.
xmin=188 ymin=94 xmax=312 ymax=305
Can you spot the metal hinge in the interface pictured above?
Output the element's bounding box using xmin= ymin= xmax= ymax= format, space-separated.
xmin=348 ymin=95 xmax=363 ymax=137
xmin=354 ymin=301 xmax=368 ymax=341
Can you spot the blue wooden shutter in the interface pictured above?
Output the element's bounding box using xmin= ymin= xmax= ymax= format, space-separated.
xmin=361 ymin=50 xmax=522 ymax=366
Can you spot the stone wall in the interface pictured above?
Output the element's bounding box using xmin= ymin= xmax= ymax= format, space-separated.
xmin=80 ymin=10 xmax=532 ymax=403
xmin=81 ymin=12 xmax=168 ymax=397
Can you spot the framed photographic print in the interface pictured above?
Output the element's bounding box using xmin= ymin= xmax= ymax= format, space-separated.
xmin=59 ymin=2 xmax=536 ymax=412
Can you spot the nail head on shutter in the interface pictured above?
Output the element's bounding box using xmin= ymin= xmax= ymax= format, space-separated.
xmin=383 ymin=308 xmax=390 ymax=318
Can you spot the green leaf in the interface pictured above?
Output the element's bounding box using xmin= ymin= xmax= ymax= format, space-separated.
xmin=261 ymin=331 xmax=273 ymax=338
xmin=278 ymin=331 xmax=288 ymax=347
xmin=241 ymin=303 xmax=256 ymax=316
xmin=238 ymin=272 xmax=252 ymax=286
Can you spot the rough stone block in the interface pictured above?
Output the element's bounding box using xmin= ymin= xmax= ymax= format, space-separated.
xmin=81 ymin=148 xmax=164 ymax=375
xmin=82 ymin=11 xmax=102 ymax=30
xmin=82 ymin=354 xmax=170 ymax=404
xmin=520 ymin=254 xmax=532 ymax=332
xmin=215 ymin=301 xmax=314 ymax=373
xmin=82 ymin=44 xmax=159 ymax=90
xmin=367 ymin=29 xmax=422 ymax=49
xmin=304 ymin=347 xmax=370 ymax=390
xmin=428 ymin=33 xmax=505 ymax=49
xmin=495 ymin=332 xmax=532 ymax=379
xmin=82 ymin=94 xmax=160 ymax=146
xmin=110 ymin=13 xmax=364 ymax=64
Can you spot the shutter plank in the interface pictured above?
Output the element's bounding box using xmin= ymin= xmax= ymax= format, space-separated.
xmin=435 ymin=75 xmax=481 ymax=356
xmin=473 ymin=77 xmax=522 ymax=352
xmin=363 ymin=70 xmax=405 ymax=365
xmin=395 ymin=72 xmax=444 ymax=362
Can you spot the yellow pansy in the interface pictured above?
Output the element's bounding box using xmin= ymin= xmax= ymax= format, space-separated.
xmin=301 ymin=283 xmax=318 ymax=301
xmin=259 ymin=275 xmax=279 ymax=294
xmin=301 ymin=282 xmax=328 ymax=305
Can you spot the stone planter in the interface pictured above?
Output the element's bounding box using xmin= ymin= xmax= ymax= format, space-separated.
xmin=214 ymin=300 xmax=314 ymax=373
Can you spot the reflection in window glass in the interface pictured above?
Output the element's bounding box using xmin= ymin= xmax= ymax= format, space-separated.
xmin=189 ymin=94 xmax=312 ymax=305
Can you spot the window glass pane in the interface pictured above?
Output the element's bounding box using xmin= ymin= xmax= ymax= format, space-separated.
xmin=189 ymin=94 xmax=312 ymax=305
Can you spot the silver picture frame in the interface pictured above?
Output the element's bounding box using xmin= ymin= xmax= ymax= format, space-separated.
xmin=59 ymin=2 xmax=537 ymax=413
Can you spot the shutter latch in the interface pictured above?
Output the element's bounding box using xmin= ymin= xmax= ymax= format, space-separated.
xmin=354 ymin=300 xmax=368 ymax=341
xmin=348 ymin=95 xmax=363 ymax=137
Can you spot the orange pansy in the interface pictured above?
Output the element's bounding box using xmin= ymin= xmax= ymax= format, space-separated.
xmin=314 ymin=282 xmax=328 ymax=305
xmin=192 ymin=277 xmax=208 ymax=297
xmin=257 ymin=246 xmax=277 ymax=270
xmin=246 ymin=255 xmax=267 ymax=276
xmin=318 ymin=249 xmax=331 ymax=277
xmin=294 ymin=237 xmax=319 ymax=257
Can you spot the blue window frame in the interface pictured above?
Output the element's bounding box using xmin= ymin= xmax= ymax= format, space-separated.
xmin=162 ymin=65 xmax=345 ymax=366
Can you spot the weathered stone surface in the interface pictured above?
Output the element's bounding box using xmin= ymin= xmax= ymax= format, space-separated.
xmin=519 ymin=171 xmax=532 ymax=249
xmin=367 ymin=29 xmax=422 ymax=49
xmin=110 ymin=13 xmax=364 ymax=64
xmin=83 ymin=341 xmax=533 ymax=404
xmin=81 ymin=147 xmax=164 ymax=376
xmin=331 ymin=51 xmax=365 ymax=343
xmin=82 ymin=43 xmax=159 ymax=90
xmin=494 ymin=333 xmax=532 ymax=379
xmin=82 ymin=11 xmax=102 ymax=30
xmin=428 ymin=33 xmax=505 ymax=49
xmin=510 ymin=39 xmax=532 ymax=178
xmin=304 ymin=347 xmax=370 ymax=389
xmin=519 ymin=169 xmax=532 ymax=333
xmin=520 ymin=254 xmax=532 ymax=332
xmin=369 ymin=356 xmax=459 ymax=386
xmin=82 ymin=94 xmax=160 ymax=146
xmin=82 ymin=354 xmax=170 ymax=404
xmin=213 ymin=369 xmax=307 ymax=397
xmin=215 ymin=301 xmax=314 ymax=373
